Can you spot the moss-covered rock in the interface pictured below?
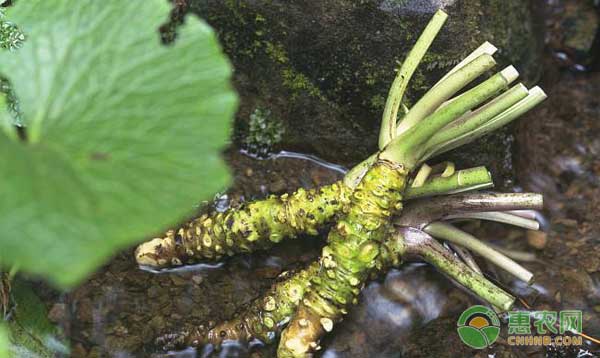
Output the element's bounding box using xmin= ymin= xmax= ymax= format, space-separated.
xmin=188 ymin=0 xmax=542 ymax=186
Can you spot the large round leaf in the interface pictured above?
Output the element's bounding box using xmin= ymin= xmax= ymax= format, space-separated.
xmin=0 ymin=0 xmax=237 ymax=287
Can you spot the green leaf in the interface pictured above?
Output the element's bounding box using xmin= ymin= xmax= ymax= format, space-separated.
xmin=6 ymin=280 xmax=66 ymax=357
xmin=0 ymin=324 xmax=8 ymax=358
xmin=0 ymin=0 xmax=237 ymax=287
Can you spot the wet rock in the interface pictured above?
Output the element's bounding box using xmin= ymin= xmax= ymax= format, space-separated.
xmin=253 ymin=266 xmax=282 ymax=279
xmin=515 ymin=68 xmax=600 ymax=351
xmin=71 ymin=343 xmax=87 ymax=358
xmin=268 ymin=177 xmax=287 ymax=193
xmin=147 ymin=285 xmax=161 ymax=299
xmin=545 ymin=0 xmax=600 ymax=70
xmin=86 ymin=346 xmax=102 ymax=358
xmin=105 ymin=333 xmax=144 ymax=354
xmin=149 ymin=315 xmax=166 ymax=332
xmin=322 ymin=265 xmax=471 ymax=357
xmin=76 ymin=298 xmax=94 ymax=324
xmin=169 ymin=273 xmax=190 ymax=287
xmin=187 ymin=0 xmax=542 ymax=186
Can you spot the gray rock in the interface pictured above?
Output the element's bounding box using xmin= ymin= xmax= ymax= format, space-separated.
xmin=188 ymin=0 xmax=542 ymax=185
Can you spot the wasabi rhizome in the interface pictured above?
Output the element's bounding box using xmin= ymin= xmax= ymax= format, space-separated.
xmin=134 ymin=10 xmax=547 ymax=357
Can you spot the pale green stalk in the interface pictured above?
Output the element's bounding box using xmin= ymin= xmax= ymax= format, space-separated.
xmin=401 ymin=227 xmax=515 ymax=311
xmin=422 ymin=83 xmax=529 ymax=160
xmin=404 ymin=166 xmax=492 ymax=198
xmin=410 ymin=163 xmax=432 ymax=187
xmin=394 ymin=54 xmax=497 ymax=137
xmin=506 ymin=210 xmax=537 ymax=219
xmin=342 ymin=153 xmax=377 ymax=188
xmin=446 ymin=211 xmax=540 ymax=230
xmin=382 ymin=66 xmax=517 ymax=168
xmin=424 ymin=221 xmax=534 ymax=284
xmin=486 ymin=243 xmax=538 ymax=262
xmin=432 ymin=41 xmax=498 ymax=88
xmin=379 ymin=10 xmax=448 ymax=149
xmin=429 ymin=42 xmax=498 ymax=111
xmin=430 ymin=86 xmax=547 ymax=157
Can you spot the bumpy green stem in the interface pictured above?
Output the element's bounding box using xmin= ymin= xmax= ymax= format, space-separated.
xmin=164 ymin=193 xmax=525 ymax=352
xmin=157 ymin=194 xmax=543 ymax=352
xmin=136 ymin=183 xmax=349 ymax=267
xmin=180 ymin=263 xmax=320 ymax=348
xmin=400 ymin=226 xmax=514 ymax=311
xmin=170 ymin=223 xmax=408 ymax=350
xmin=136 ymin=166 xmax=492 ymax=268
xmin=278 ymin=160 xmax=407 ymax=357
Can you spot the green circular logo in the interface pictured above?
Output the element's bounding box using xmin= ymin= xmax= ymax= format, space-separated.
xmin=457 ymin=305 xmax=500 ymax=349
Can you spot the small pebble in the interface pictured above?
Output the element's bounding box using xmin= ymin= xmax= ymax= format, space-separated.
xmin=192 ymin=275 xmax=204 ymax=285
xmin=71 ymin=343 xmax=87 ymax=358
xmin=170 ymin=274 xmax=189 ymax=286
xmin=527 ymin=230 xmax=547 ymax=249
xmin=554 ymin=218 xmax=578 ymax=228
xmin=48 ymin=303 xmax=67 ymax=323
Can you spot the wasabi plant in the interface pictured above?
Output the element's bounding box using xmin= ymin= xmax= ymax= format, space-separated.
xmin=157 ymin=191 xmax=543 ymax=351
xmin=136 ymin=10 xmax=547 ymax=357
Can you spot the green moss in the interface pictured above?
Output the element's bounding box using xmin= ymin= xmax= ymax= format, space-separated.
xmin=255 ymin=14 xmax=266 ymax=23
xmin=369 ymin=94 xmax=385 ymax=110
xmin=422 ymin=51 xmax=461 ymax=72
xmin=243 ymin=107 xmax=285 ymax=156
xmin=265 ymin=41 xmax=288 ymax=64
xmin=281 ymin=68 xmax=324 ymax=100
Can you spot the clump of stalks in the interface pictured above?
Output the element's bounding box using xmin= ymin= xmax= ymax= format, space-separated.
xmin=137 ymin=9 xmax=547 ymax=357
